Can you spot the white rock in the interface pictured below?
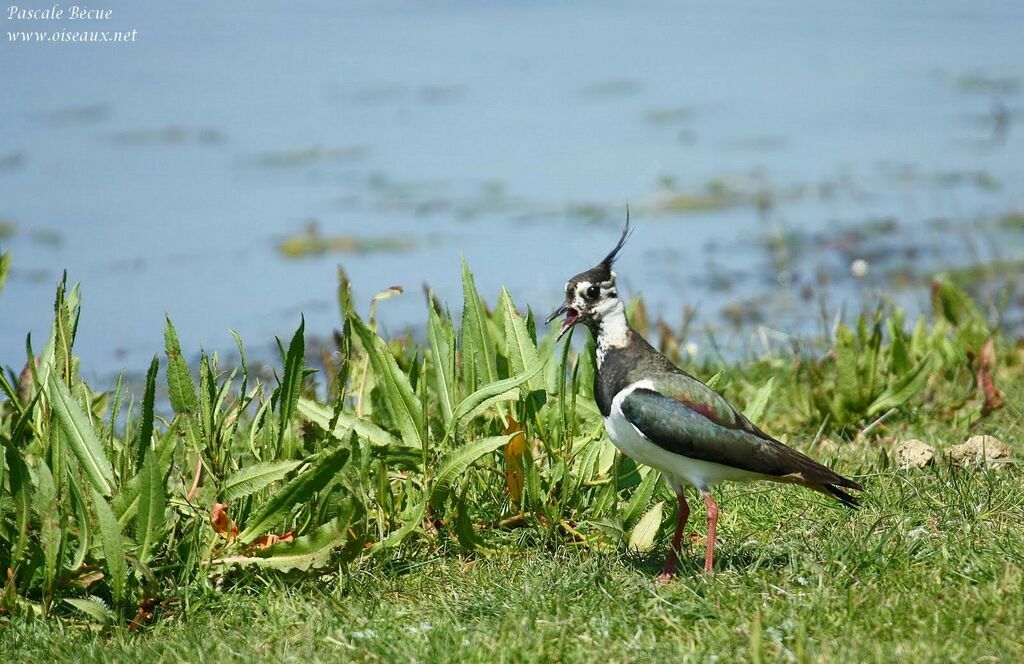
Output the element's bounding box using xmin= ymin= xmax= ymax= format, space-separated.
xmin=944 ymin=435 xmax=1012 ymax=467
xmin=894 ymin=439 xmax=935 ymax=469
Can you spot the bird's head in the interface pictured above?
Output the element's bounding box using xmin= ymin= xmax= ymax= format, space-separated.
xmin=546 ymin=212 xmax=632 ymax=341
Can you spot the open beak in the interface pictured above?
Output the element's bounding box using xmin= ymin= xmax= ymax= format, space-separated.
xmin=546 ymin=302 xmax=580 ymax=342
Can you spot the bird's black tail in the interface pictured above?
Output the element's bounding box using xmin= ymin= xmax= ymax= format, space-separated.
xmin=823 ymin=482 xmax=861 ymax=508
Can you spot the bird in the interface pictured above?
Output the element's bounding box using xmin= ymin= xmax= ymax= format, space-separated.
xmin=546 ymin=214 xmax=862 ymax=579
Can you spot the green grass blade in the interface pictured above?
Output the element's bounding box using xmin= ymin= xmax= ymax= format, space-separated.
xmin=430 ymin=434 xmax=513 ymax=509
xmin=135 ymin=447 xmax=166 ymax=563
xmin=237 ymin=443 xmax=351 ymax=545
xmin=221 ymin=460 xmax=303 ymax=502
xmin=90 ymin=487 xmax=126 ymax=605
xmin=47 ymin=372 xmax=115 ymax=496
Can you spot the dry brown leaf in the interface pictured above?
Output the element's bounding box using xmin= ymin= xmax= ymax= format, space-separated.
xmin=250 ymin=531 xmax=295 ymax=551
xmin=210 ymin=502 xmax=238 ymax=541
xmin=503 ymin=420 xmax=527 ymax=502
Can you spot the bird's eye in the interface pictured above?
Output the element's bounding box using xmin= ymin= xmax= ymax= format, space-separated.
xmin=586 ymin=285 xmax=600 ymax=299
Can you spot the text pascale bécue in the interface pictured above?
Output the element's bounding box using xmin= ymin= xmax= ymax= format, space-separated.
xmin=8 ymin=5 xmax=113 ymax=20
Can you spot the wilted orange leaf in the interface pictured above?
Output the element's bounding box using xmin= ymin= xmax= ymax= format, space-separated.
xmin=210 ymin=502 xmax=238 ymax=541
xmin=503 ymin=420 xmax=527 ymax=502
xmin=250 ymin=531 xmax=295 ymax=550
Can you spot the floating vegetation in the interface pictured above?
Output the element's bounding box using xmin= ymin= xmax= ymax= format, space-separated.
xmin=643 ymin=107 xmax=696 ymax=125
xmin=726 ymin=135 xmax=788 ymax=151
xmin=37 ymin=103 xmax=110 ymax=126
xmin=30 ymin=228 xmax=62 ymax=247
xmin=0 ymin=152 xmax=25 ymax=171
xmin=417 ymin=85 xmax=464 ymax=104
xmin=640 ymin=172 xmax=778 ymax=214
xmin=953 ymin=73 xmax=1021 ymax=96
xmin=577 ymin=78 xmax=642 ymax=99
xmin=879 ymin=162 xmax=1001 ymax=192
xmin=109 ymin=126 xmax=226 ymax=146
xmin=277 ymin=221 xmax=416 ymax=259
xmin=997 ymin=211 xmax=1024 ymax=231
xmin=255 ymin=144 xmax=368 ymax=168
xmin=941 ymin=258 xmax=1024 ymax=288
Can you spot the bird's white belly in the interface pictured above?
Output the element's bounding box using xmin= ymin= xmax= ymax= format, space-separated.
xmin=605 ymin=397 xmax=762 ymax=491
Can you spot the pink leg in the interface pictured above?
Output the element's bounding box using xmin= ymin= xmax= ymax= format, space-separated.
xmin=658 ymin=491 xmax=690 ymax=582
xmin=703 ymin=493 xmax=718 ymax=574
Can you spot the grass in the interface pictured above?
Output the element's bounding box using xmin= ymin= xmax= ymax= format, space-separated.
xmin=1 ymin=256 xmax=1022 ymax=661
xmin=4 ymin=457 xmax=1023 ymax=662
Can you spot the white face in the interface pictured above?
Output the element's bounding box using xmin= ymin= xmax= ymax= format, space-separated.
xmin=566 ymin=275 xmax=619 ymax=320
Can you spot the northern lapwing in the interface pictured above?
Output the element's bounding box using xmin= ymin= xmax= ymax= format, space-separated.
xmin=546 ymin=215 xmax=862 ymax=578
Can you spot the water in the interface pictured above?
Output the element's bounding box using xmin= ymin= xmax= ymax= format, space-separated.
xmin=2 ymin=1 xmax=1022 ymax=380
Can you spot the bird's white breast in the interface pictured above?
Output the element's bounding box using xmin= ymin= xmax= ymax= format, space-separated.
xmin=605 ymin=381 xmax=763 ymax=492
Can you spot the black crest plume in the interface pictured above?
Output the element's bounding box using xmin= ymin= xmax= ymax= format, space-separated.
xmin=579 ymin=208 xmax=632 ymax=284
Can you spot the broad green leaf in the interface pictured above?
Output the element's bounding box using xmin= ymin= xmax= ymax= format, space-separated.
xmin=867 ymin=352 xmax=933 ymax=417
xmin=66 ymin=476 xmax=91 ymax=571
xmin=455 ymin=485 xmax=491 ymax=554
xmin=350 ymin=313 xmax=424 ymax=448
xmin=0 ymin=251 xmax=10 ymax=297
xmin=376 ymin=489 xmax=427 ymax=550
xmin=2 ymin=441 xmax=32 ymax=564
xmin=135 ymin=447 xmax=166 ymax=563
xmin=64 ymin=598 xmax=114 ymax=626
xmin=628 ymin=500 xmax=664 ymax=553
xmin=221 ymin=460 xmax=303 ymax=502
xmin=47 ymin=372 xmax=115 ymax=496
xmin=742 ymin=377 xmax=775 ymax=424
xmin=931 ymin=274 xmax=986 ymax=329
xmin=136 ymin=356 xmax=158 ymax=472
xmin=112 ymin=431 xmax=176 ymax=524
xmin=164 ymin=316 xmax=198 ymax=417
xmin=213 ymin=499 xmax=360 ymax=572
xmin=460 ymin=258 xmax=498 ymax=390
xmin=90 ymin=487 xmax=126 ymax=605
xmin=277 ymin=317 xmax=305 ymax=447
xmin=237 ymin=443 xmax=351 ymax=545
xmin=427 ymin=304 xmax=457 ymax=426
xmin=621 ymin=467 xmax=659 ymax=528
xmin=499 ymin=287 xmax=543 ymax=391
xmin=296 ymin=398 xmax=401 ymax=448
xmin=449 ymin=363 xmax=544 ymax=428
xmin=33 ymin=462 xmax=61 ymax=599
xmin=430 ymin=434 xmax=512 ymax=509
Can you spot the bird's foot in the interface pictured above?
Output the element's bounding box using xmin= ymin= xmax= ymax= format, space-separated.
xmin=656 ymin=570 xmax=675 ymax=584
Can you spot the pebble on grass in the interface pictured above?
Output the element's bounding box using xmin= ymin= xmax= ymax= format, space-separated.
xmin=944 ymin=435 xmax=1012 ymax=467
